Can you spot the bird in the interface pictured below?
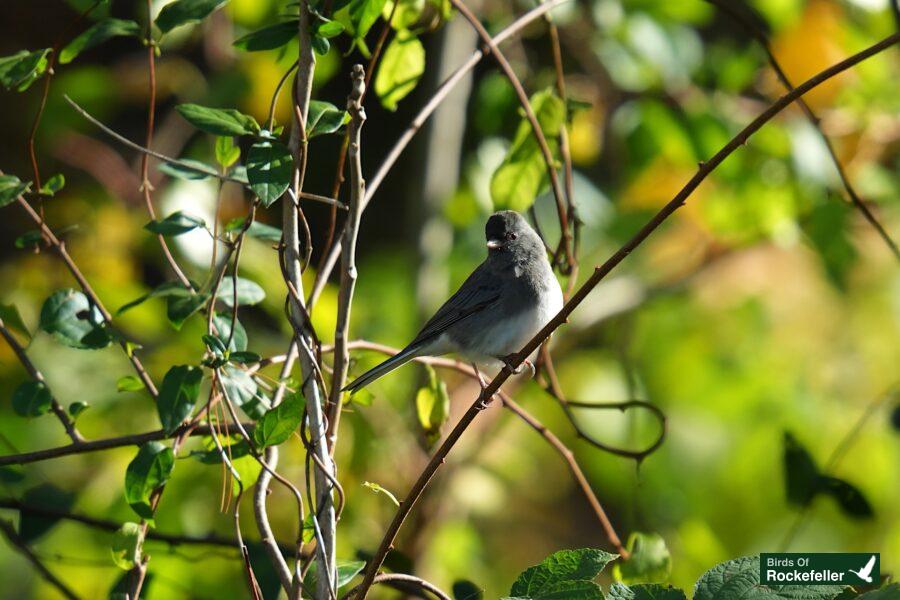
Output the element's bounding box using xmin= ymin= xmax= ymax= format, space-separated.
xmin=848 ymin=555 xmax=876 ymax=583
xmin=343 ymin=210 xmax=563 ymax=394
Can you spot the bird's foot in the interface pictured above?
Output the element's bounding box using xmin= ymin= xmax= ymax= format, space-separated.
xmin=501 ymin=355 xmax=535 ymax=378
xmin=471 ymin=363 xmax=492 ymax=410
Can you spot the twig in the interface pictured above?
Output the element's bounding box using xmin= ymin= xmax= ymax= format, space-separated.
xmin=706 ymin=0 xmax=900 ymax=261
xmin=325 ymin=66 xmax=367 ymax=452
xmin=0 ymin=519 xmax=80 ymax=600
xmin=307 ymin=0 xmax=573 ymax=308
xmin=0 ymin=423 xmax=255 ymax=467
xmin=352 ymin=33 xmax=900 ymax=599
xmin=341 ymin=573 xmax=451 ymax=600
xmin=0 ymin=498 xmax=293 ymax=552
xmin=253 ymin=446 xmax=294 ymax=594
xmin=0 ymin=169 xmax=160 ymax=397
xmin=0 ymin=319 xmax=83 ymax=443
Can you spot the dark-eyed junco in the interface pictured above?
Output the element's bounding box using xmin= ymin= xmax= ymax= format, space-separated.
xmin=344 ymin=210 xmax=563 ymax=393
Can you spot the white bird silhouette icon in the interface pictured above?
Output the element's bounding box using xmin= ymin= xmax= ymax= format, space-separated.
xmin=848 ymin=555 xmax=876 ymax=583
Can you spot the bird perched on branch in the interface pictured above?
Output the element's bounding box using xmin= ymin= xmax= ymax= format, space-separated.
xmin=344 ymin=210 xmax=563 ymax=393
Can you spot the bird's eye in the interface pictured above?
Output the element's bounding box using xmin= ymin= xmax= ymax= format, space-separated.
xmin=506 ymin=231 xmax=517 ymax=241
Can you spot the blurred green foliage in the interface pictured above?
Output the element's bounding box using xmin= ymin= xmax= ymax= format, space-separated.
xmin=0 ymin=0 xmax=898 ymax=598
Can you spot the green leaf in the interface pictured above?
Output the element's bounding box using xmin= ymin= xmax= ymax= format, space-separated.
xmin=0 ymin=49 xmax=51 ymax=91
xmin=14 ymin=230 xmax=43 ymax=250
xmin=802 ymin=201 xmax=857 ymax=290
xmin=509 ymin=548 xmax=617 ymax=599
xmin=856 ymin=584 xmax=900 ymax=600
xmin=0 ymin=466 xmax=25 ymax=484
xmin=0 ymin=303 xmax=31 ymax=340
xmin=158 ymin=159 xmax=214 ymax=180
xmin=253 ymin=392 xmax=304 ymax=447
xmin=212 ymin=313 xmax=247 ymax=352
xmin=230 ymin=448 xmax=262 ymax=495
xmin=693 ymin=555 xmax=843 ymax=600
xmin=225 ymin=217 xmax=282 ymax=242
xmin=39 ymin=173 xmax=66 ymax=196
xmin=246 ymin=140 xmax=292 ymax=206
xmin=339 ymin=0 xmax=388 ymax=41
xmin=110 ymin=522 xmax=143 ymax=570
xmin=175 ymin=103 xmax=259 ymax=137
xmin=613 ymin=533 xmax=671 ymax=584
xmin=315 ymin=19 xmax=345 ymax=38
xmin=374 ymin=29 xmax=425 ymax=111
xmin=233 ymin=20 xmax=299 ymax=52
xmin=783 ymin=431 xmax=820 ymax=507
xmin=59 ymin=18 xmax=141 ymax=64
xmin=156 ymin=0 xmax=228 ymax=34
xmin=362 ymin=481 xmax=400 ymax=506
xmin=215 ymin=136 xmax=240 ymax=169
xmin=311 ymin=35 xmax=330 ymax=56
xmin=144 ymin=211 xmax=206 ymax=236
xmin=68 ymin=401 xmax=89 ymax=418
xmin=39 ymin=289 xmax=111 ymax=349
xmin=415 ymin=365 xmax=449 ymax=447
xmin=382 ymin=0 xmax=426 ymax=30
xmin=490 ymin=88 xmax=565 ymax=212
xmin=304 ymin=560 xmax=366 ymax=597
xmin=157 ymin=365 xmax=203 ymax=434
xmin=166 ymin=292 xmax=209 ymax=329
xmin=307 ymin=100 xmax=349 ymax=138
xmin=0 ymin=174 xmax=31 ymax=206
xmin=19 ymin=483 xmax=76 ymax=543
xmin=125 ymin=442 xmax=174 ymax=521
xmin=12 ymin=381 xmax=52 ymax=417
xmin=229 ymin=351 xmax=260 ymax=364
xmin=818 ymin=476 xmax=873 ymax=519
xmin=608 ymin=584 xmax=687 ymax=600
xmin=216 ymin=277 xmax=266 ymax=307
xmin=453 ymin=580 xmax=484 ymax=600
xmin=220 ymin=365 xmax=269 ymax=419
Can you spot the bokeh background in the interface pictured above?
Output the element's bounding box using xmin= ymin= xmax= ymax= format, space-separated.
xmin=1 ymin=0 xmax=899 ymax=598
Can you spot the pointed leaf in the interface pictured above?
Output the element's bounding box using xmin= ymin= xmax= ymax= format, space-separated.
xmin=156 ymin=0 xmax=228 ymax=34
xmin=216 ymin=276 xmax=266 ymax=307
xmin=0 ymin=174 xmax=30 ymax=206
xmin=253 ymin=392 xmax=304 ymax=447
xmin=246 ymin=140 xmax=292 ymax=206
xmin=157 ymin=365 xmax=203 ymax=434
xmin=59 ymin=18 xmax=141 ymax=64
xmin=144 ymin=211 xmax=206 ymax=236
xmin=215 ymin=136 xmax=240 ymax=168
xmin=12 ymin=381 xmax=53 ymax=417
xmin=110 ymin=522 xmax=143 ymax=570
xmin=158 ymin=159 xmax=214 ymax=180
xmin=39 ymin=289 xmax=111 ymax=349
xmin=175 ymin=103 xmax=259 ymax=137
xmin=374 ymin=29 xmax=425 ymax=111
xmin=0 ymin=49 xmax=50 ymax=91
xmin=510 ymin=548 xmax=617 ymax=598
xmin=613 ymin=533 xmax=671 ymax=584
xmin=124 ymin=442 xmax=174 ymax=520
xmin=233 ymin=20 xmax=299 ymax=52
xmin=307 ymin=100 xmax=349 ymax=138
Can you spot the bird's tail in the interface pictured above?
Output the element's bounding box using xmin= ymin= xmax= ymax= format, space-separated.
xmin=343 ymin=344 xmax=423 ymax=393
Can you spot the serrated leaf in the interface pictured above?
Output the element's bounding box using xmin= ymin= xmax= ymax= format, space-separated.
xmin=613 ymin=533 xmax=671 ymax=584
xmin=490 ymin=88 xmax=565 ymax=212
xmin=12 ymin=381 xmax=52 ymax=417
xmin=145 ymin=211 xmax=206 ymax=236
xmin=125 ymin=442 xmax=174 ymax=521
xmin=216 ymin=276 xmax=266 ymax=307
xmin=374 ymin=29 xmax=424 ymax=111
xmin=156 ymin=0 xmax=228 ymax=34
xmin=215 ymin=136 xmax=240 ymax=168
xmin=307 ymin=100 xmax=348 ymax=138
xmin=60 ymin=18 xmax=141 ymax=64
xmin=509 ymin=548 xmax=617 ymax=598
xmin=0 ymin=174 xmax=30 ymax=206
xmin=608 ymin=583 xmax=687 ymax=600
xmin=246 ymin=140 xmax=292 ymax=206
xmin=110 ymin=522 xmax=143 ymax=570
xmin=225 ymin=217 xmax=282 ymax=242
xmin=175 ymin=103 xmax=258 ymax=137
xmin=856 ymin=584 xmax=900 ymax=599
xmin=19 ymin=483 xmax=76 ymax=543
xmin=158 ymin=159 xmax=214 ymax=180
xmin=233 ymin=20 xmax=298 ymax=51
xmin=0 ymin=49 xmax=50 ymax=91
xmin=693 ymin=555 xmax=843 ymax=600
xmin=253 ymin=392 xmax=304 ymax=447
xmin=157 ymin=365 xmax=203 ymax=434
xmin=39 ymin=289 xmax=111 ymax=349
xmin=39 ymin=173 xmax=66 ymax=196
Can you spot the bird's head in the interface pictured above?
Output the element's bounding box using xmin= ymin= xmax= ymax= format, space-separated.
xmin=484 ymin=210 xmax=543 ymax=257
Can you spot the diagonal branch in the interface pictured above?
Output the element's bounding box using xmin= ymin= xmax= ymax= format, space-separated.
xmin=706 ymin=0 xmax=900 ymax=260
xmin=352 ymin=32 xmax=900 ymax=599
xmin=0 ymin=319 xmax=83 ymax=443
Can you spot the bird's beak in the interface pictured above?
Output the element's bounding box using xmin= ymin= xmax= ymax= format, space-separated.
xmin=486 ymin=239 xmax=503 ymax=250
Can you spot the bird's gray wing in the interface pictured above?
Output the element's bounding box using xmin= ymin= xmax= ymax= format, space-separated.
xmin=410 ymin=262 xmax=502 ymax=347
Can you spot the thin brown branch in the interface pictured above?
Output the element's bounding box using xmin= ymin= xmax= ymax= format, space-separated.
xmin=341 ymin=573 xmax=451 ymax=600
xmin=352 ymin=33 xmax=900 ymax=598
xmin=449 ymin=0 xmax=574 ymax=269
xmin=307 ymin=0 xmax=572 ymax=308
xmin=0 ymin=519 xmax=80 ymax=600
xmin=0 ymin=423 xmax=254 ymax=467
xmin=706 ymin=0 xmax=900 ymax=260
xmin=325 ymin=66 xmax=367 ymax=452
xmin=0 ymin=319 xmax=83 ymax=443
